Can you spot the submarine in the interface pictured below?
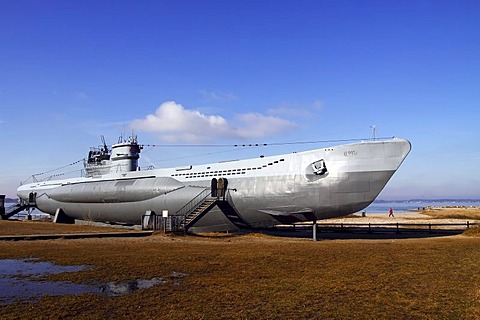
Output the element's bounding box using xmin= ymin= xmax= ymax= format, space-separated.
xmin=16 ymin=135 xmax=411 ymax=232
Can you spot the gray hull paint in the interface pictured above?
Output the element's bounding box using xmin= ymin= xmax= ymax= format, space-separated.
xmin=17 ymin=138 xmax=411 ymax=231
xmin=190 ymin=170 xmax=395 ymax=232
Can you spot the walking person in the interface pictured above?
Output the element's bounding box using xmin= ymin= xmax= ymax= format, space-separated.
xmin=388 ymin=207 xmax=394 ymax=217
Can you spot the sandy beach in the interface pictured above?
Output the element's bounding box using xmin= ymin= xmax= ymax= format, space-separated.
xmin=328 ymin=206 xmax=480 ymax=225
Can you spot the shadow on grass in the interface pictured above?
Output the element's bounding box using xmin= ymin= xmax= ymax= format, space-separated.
xmin=258 ymin=226 xmax=467 ymax=240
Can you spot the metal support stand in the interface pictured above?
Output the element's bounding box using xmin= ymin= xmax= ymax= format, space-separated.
xmin=142 ymin=210 xmax=156 ymax=230
xmin=53 ymin=208 xmax=75 ymax=224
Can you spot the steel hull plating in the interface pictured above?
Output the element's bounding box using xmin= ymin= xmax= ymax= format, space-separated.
xmin=17 ymin=138 xmax=411 ymax=231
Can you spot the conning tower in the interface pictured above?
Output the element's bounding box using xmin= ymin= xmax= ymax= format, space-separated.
xmin=110 ymin=135 xmax=142 ymax=173
xmin=84 ymin=135 xmax=142 ymax=177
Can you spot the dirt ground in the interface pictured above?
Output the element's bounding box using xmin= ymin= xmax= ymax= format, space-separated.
xmin=0 ymin=208 xmax=479 ymax=319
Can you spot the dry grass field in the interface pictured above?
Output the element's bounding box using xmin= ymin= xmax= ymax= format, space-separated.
xmin=0 ymin=220 xmax=133 ymax=236
xmin=0 ymin=209 xmax=480 ymax=319
xmin=420 ymin=206 xmax=480 ymax=220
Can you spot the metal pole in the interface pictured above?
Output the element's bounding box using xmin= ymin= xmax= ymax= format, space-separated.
xmin=313 ymin=220 xmax=317 ymax=241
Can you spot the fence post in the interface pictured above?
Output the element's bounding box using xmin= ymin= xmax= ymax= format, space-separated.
xmin=467 ymin=221 xmax=470 ymax=229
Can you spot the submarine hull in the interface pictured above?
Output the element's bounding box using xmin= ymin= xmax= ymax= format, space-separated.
xmin=17 ymin=138 xmax=411 ymax=231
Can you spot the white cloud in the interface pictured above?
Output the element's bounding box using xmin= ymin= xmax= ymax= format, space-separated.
xmin=232 ymin=113 xmax=296 ymax=139
xmin=267 ymin=100 xmax=325 ymax=118
xmin=199 ymin=90 xmax=238 ymax=101
xmin=131 ymin=101 xmax=229 ymax=142
xmin=267 ymin=107 xmax=312 ymax=117
xmin=130 ymin=101 xmax=296 ymax=142
xmin=312 ymin=99 xmax=324 ymax=110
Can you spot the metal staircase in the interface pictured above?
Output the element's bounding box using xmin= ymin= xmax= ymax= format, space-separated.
xmin=141 ymin=187 xmax=250 ymax=233
xmin=217 ymin=200 xmax=249 ymax=229
xmin=179 ymin=189 xmax=250 ymax=232
xmin=1 ymin=203 xmax=31 ymax=220
xmin=181 ymin=197 xmax=218 ymax=232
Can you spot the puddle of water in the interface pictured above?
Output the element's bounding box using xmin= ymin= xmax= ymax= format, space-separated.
xmin=0 ymin=258 xmax=88 ymax=277
xmin=0 ymin=277 xmax=98 ymax=304
xmin=0 ymin=259 xmax=189 ymax=304
xmin=99 ymin=278 xmax=167 ymax=296
xmin=0 ymin=259 xmax=94 ymax=304
xmin=99 ymin=272 xmax=189 ymax=296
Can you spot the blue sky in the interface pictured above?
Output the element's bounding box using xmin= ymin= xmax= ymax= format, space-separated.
xmin=1 ymin=0 xmax=479 ymax=199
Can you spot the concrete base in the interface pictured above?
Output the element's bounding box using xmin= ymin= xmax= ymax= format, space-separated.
xmin=53 ymin=208 xmax=75 ymax=224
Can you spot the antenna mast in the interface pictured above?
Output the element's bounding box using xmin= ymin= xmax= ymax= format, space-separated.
xmin=370 ymin=125 xmax=377 ymax=141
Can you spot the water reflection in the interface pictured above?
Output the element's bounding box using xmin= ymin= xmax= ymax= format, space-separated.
xmin=100 ymin=272 xmax=189 ymax=295
xmin=0 ymin=258 xmax=88 ymax=276
xmin=100 ymin=278 xmax=167 ymax=296
xmin=0 ymin=259 xmax=189 ymax=304
xmin=0 ymin=259 xmax=94 ymax=304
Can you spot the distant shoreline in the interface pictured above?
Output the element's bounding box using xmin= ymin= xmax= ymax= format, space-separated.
xmin=376 ymin=199 xmax=480 ymax=203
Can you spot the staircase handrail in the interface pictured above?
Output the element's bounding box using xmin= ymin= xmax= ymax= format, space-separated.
xmin=2 ymin=203 xmax=31 ymax=219
xmin=175 ymin=188 xmax=212 ymax=218
xmin=6 ymin=203 xmax=22 ymax=214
